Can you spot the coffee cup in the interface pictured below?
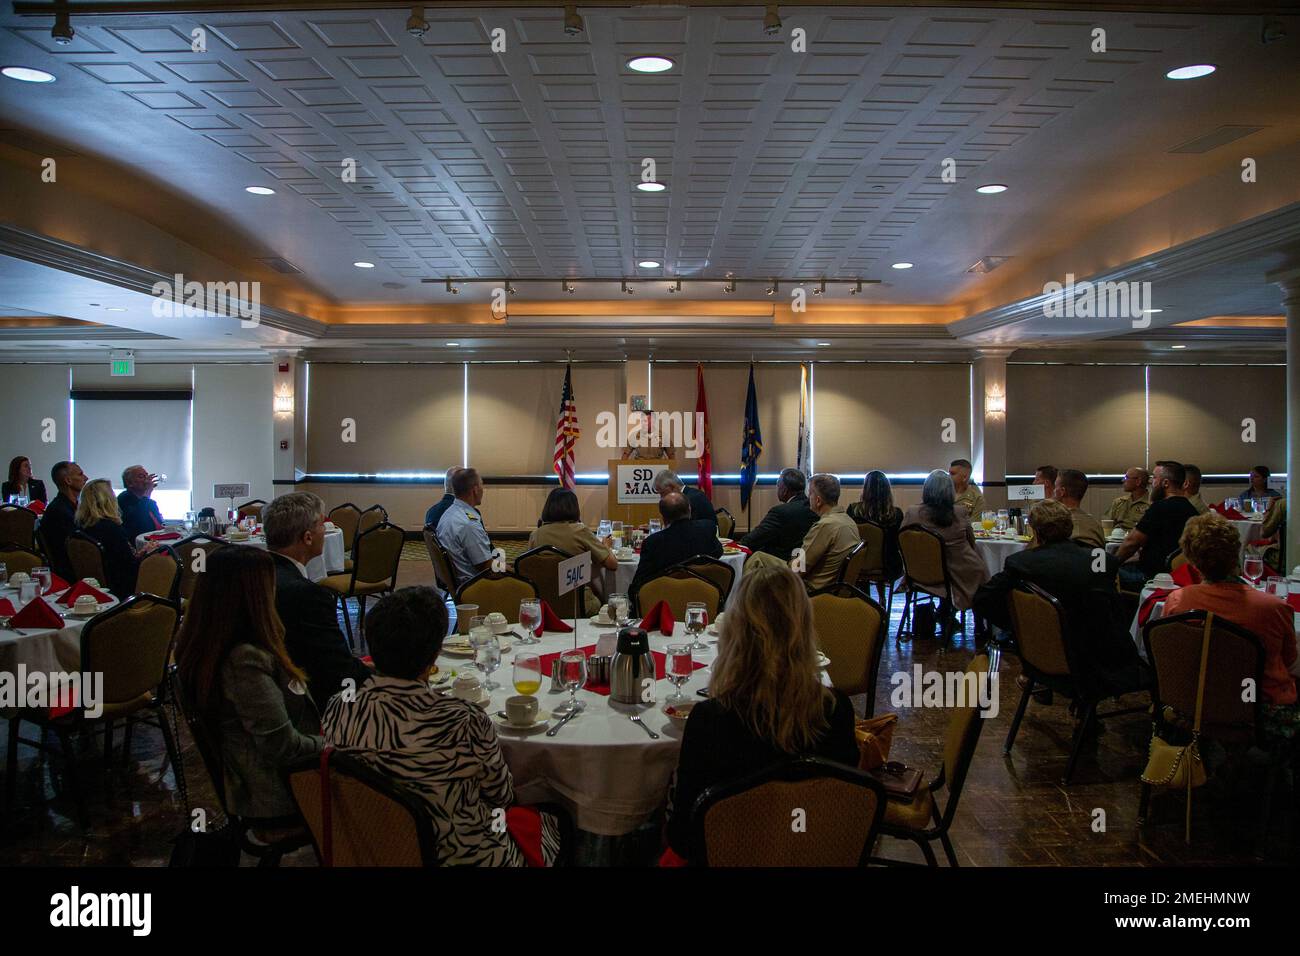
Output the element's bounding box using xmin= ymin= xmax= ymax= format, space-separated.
xmin=455 ymin=604 xmax=479 ymax=635
xmin=486 ymin=611 xmax=510 ymax=634
xmin=9 ymin=572 xmax=29 ymax=586
xmin=1151 ymin=573 xmax=1176 ymax=588
xmin=505 ymin=695 xmax=539 ymax=726
xmin=74 ymin=594 xmax=97 ymax=610
xmin=83 ymin=577 xmax=100 ymax=588
xmin=452 ymin=674 xmax=483 ymax=702
xmin=597 ymin=604 xmax=613 ymax=623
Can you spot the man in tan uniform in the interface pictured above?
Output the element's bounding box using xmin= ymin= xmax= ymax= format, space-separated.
xmin=950 ymin=458 xmax=985 ymax=518
xmin=1054 ymin=469 xmax=1105 ymax=548
xmin=1106 ymin=467 xmax=1150 ymax=530
xmin=746 ymin=473 xmax=859 ymax=590
xmin=1183 ymin=464 xmax=1209 ymax=514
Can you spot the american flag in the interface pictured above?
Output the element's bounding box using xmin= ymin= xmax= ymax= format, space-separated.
xmin=552 ymin=363 xmax=580 ymax=489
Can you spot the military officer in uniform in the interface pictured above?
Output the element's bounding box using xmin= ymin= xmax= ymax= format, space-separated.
xmin=435 ymin=467 xmax=494 ymax=584
xmin=949 ymin=458 xmax=985 ymax=518
xmin=1105 ymin=466 xmax=1150 ymax=531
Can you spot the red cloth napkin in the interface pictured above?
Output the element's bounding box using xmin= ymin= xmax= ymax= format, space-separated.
xmin=10 ymin=598 xmax=65 ymax=629
xmin=42 ymin=573 xmax=69 ymax=595
xmin=1286 ymin=592 xmax=1300 ymax=613
xmin=1137 ymin=588 xmax=1175 ymax=628
xmin=0 ymin=598 xmax=15 ymax=617
xmin=638 ymin=599 xmax=677 ymax=636
xmin=1171 ymin=563 xmax=1201 ymax=587
xmin=26 ymin=500 xmax=44 ymax=515
xmin=145 ymin=531 xmax=182 ymax=542
xmin=659 ymin=846 xmax=689 ymax=867
xmin=505 ymin=807 xmax=547 ymax=868
xmin=57 ymin=581 xmax=111 ymax=607
xmin=535 ymin=599 xmax=575 ymax=638
xmin=1211 ymin=503 xmax=1246 ymax=520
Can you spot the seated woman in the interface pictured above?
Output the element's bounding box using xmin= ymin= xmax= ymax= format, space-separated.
xmin=175 ymin=546 xmax=324 ymax=828
xmin=74 ymin=478 xmax=140 ymax=598
xmin=3 ymin=455 xmax=47 ymax=504
xmin=664 ymin=565 xmax=858 ymax=863
xmin=900 ymin=469 xmax=990 ymax=635
xmin=1163 ymin=512 xmax=1298 ymax=736
xmin=322 ymin=586 xmax=563 ymax=866
xmin=529 ymin=487 xmax=618 ymax=600
xmin=846 ymin=469 xmax=904 ymax=582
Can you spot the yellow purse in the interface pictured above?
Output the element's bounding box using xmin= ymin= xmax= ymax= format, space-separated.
xmin=855 ymin=713 xmax=898 ymax=771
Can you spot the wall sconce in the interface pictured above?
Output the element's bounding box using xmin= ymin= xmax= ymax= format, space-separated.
xmin=985 ymin=387 xmax=1006 ymax=415
xmin=274 ymin=387 xmax=294 ymax=414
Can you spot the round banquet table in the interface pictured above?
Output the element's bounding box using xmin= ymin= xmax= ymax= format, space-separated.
xmin=607 ymin=549 xmax=746 ymax=607
xmin=135 ymin=528 xmax=345 ymax=582
xmin=0 ymin=588 xmax=121 ymax=675
xmin=973 ymin=535 xmax=1029 ymax=576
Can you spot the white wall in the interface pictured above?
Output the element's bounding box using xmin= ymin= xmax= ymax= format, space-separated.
xmin=0 ymin=364 xmax=71 ymax=490
xmin=192 ymin=363 xmax=275 ymax=513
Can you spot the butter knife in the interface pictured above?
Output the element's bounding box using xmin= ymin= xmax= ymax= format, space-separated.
xmin=546 ymin=709 xmax=579 ymax=737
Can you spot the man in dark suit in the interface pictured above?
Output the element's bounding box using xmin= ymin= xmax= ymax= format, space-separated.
xmin=653 ymin=468 xmax=716 ymax=530
xmin=424 ymin=466 xmax=462 ymax=529
xmin=629 ymin=492 xmax=723 ymax=612
xmin=117 ymin=465 xmax=166 ymax=542
xmin=739 ymin=467 xmax=818 ymax=561
xmin=39 ymin=460 xmax=86 ymax=581
xmin=264 ymin=491 xmax=373 ymax=706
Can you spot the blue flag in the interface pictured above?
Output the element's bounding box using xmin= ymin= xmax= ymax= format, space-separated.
xmin=740 ymin=363 xmax=763 ymax=512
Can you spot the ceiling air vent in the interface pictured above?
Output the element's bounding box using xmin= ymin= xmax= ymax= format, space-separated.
xmin=257 ymin=256 xmax=301 ymax=275
xmin=966 ymin=256 xmax=1011 ymax=275
xmin=1168 ymin=125 xmax=1264 ymax=154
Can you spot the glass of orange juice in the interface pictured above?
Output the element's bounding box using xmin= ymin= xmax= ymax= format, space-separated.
xmin=513 ymin=652 xmax=542 ymax=696
xmin=980 ymin=510 xmax=996 ymax=532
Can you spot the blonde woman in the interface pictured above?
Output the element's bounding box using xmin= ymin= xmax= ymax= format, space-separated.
xmin=663 ymin=564 xmax=857 ymax=862
xmin=74 ymin=478 xmax=139 ymax=597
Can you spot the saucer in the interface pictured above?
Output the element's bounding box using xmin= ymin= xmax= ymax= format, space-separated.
xmin=493 ymin=709 xmax=550 ymax=733
xmin=442 ymin=637 xmax=512 ymax=656
xmin=68 ymin=602 xmax=108 ymax=617
xmin=444 ymin=687 xmax=490 ymax=707
xmin=588 ymin=615 xmax=618 ymax=627
xmin=662 ymin=700 xmax=697 ymax=723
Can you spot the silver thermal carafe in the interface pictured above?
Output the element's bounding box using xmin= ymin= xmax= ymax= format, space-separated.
xmin=609 ymin=627 xmax=656 ymax=705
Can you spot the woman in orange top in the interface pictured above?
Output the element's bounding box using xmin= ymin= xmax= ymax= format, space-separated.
xmin=1163 ymin=513 xmax=1298 ymax=736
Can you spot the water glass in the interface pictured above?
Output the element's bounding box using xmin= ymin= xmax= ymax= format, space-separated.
xmin=472 ymin=628 xmax=502 ymax=691
xmin=18 ymin=580 xmax=38 ymax=606
xmin=183 ymin=511 xmax=196 ymax=531
xmin=997 ymin=509 xmax=1010 ymax=533
xmin=1266 ymin=576 xmax=1288 ymax=599
xmin=666 ymin=643 xmax=693 ymax=703
xmin=556 ymin=649 xmax=588 ymax=715
xmin=0 ymin=563 xmax=8 ymax=587
xmin=685 ymin=601 xmax=709 ymax=650
xmin=648 ymin=519 xmax=662 ymax=534
xmin=597 ymin=519 xmax=612 ymax=538
xmin=1243 ymin=555 xmax=1264 ymax=588
xmin=32 ymin=566 xmax=51 ymax=594
xmin=518 ymin=599 xmax=542 ymax=644
xmin=513 ymin=652 xmax=542 ymax=696
xmin=609 ymin=592 xmax=630 ymax=624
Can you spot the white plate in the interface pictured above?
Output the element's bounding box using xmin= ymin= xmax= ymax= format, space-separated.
xmin=493 ymin=710 xmax=550 ymax=732
xmin=588 ymin=615 xmax=619 ymax=627
xmin=442 ymin=637 xmax=512 ymax=656
xmin=442 ymin=687 xmax=490 ymax=706
xmin=67 ymin=602 xmax=110 ymax=617
xmin=662 ymin=700 xmax=697 ymax=722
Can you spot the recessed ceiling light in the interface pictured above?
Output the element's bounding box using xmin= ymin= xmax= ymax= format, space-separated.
xmin=637 ymin=181 xmax=666 ymax=193
xmin=638 ymin=260 xmax=661 ymax=269
xmin=245 ymin=186 xmax=275 ymax=196
xmin=1166 ymin=64 xmax=1216 ymax=80
xmin=1142 ymin=308 xmax=1163 ymax=314
xmin=445 ymin=341 xmax=460 ymax=347
xmin=353 ymin=261 xmax=375 ymax=269
xmin=627 ymin=56 xmax=674 ymax=73
xmin=1170 ymin=344 xmax=1187 ymax=349
xmin=976 ymin=184 xmax=1008 ymax=194
xmin=816 ymin=342 xmax=831 ymax=347
xmin=105 ymin=307 xmax=127 ymax=312
xmin=891 ymin=262 xmax=914 ymax=270
xmin=2 ymin=66 xmax=56 ymax=83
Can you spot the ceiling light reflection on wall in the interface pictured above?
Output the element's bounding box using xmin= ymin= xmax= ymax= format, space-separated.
xmin=627 ymin=56 xmax=674 ymax=73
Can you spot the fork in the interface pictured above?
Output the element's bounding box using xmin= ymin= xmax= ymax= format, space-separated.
xmin=629 ymin=714 xmax=659 ymax=739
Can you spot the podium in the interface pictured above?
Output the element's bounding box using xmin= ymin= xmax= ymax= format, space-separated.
xmin=607 ymin=458 xmax=675 ymax=526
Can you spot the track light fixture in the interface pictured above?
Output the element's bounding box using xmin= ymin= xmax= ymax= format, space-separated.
xmin=813 ymin=279 xmax=825 ymax=296
xmin=622 ymin=280 xmax=633 ymax=295
xmin=766 ymin=281 xmax=779 ymax=296
xmin=445 ymin=279 xmax=459 ymax=295
xmin=850 ymin=280 xmax=863 ymax=295
xmin=405 ymin=6 xmax=429 ymax=38
xmin=763 ymin=4 xmax=782 ymax=37
xmin=564 ymin=3 xmax=585 ymax=37
xmin=51 ymin=7 xmax=75 ymax=45
xmin=505 ymin=281 xmax=517 ymax=295
xmin=667 ymin=279 xmax=682 ymax=294
xmin=724 ymin=277 xmax=736 ymax=294
xmin=562 ymin=280 xmax=575 ymax=294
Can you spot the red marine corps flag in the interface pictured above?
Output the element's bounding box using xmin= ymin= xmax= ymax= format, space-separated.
xmin=695 ymin=362 xmax=713 ymax=500
xmin=552 ymin=363 xmax=579 ymax=489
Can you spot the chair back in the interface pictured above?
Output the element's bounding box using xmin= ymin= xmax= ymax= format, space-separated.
xmin=855 ymin=521 xmax=887 ymax=578
xmin=835 ymin=541 xmax=872 ymax=589
xmin=67 ymin=531 xmax=107 ymax=584
xmin=638 ymin=568 xmax=722 ymax=620
xmin=934 ymin=653 xmax=992 ymax=827
xmin=1144 ymin=611 xmax=1261 ymax=745
xmin=677 ymin=554 xmax=736 ymax=609
xmin=809 ymin=584 xmax=886 ymax=711
xmin=237 ymin=499 xmax=267 ymax=520
xmin=1169 ymin=549 xmax=1188 ymax=572
xmin=899 ymin=525 xmax=949 ymax=592
xmin=0 ymin=544 xmax=45 ymax=576
xmin=515 ymin=545 xmax=576 ymax=613
xmin=80 ymin=594 xmax=178 ymax=719
xmin=0 ymin=504 xmax=37 ymax=550
xmin=422 ymin=528 xmax=459 ymax=594
xmin=136 ymin=546 xmax=180 ymax=600
xmin=287 ymin=751 xmax=437 ymax=866
xmin=1007 ymin=582 xmax=1072 ymax=678
xmin=328 ymin=504 xmax=361 ymax=551
xmin=715 ymin=508 xmax=736 ymax=539
xmin=351 ymin=522 xmax=405 ymax=587
xmin=456 ymin=570 xmax=539 ymax=620
xmin=358 ymin=505 xmax=387 ymax=540
xmin=176 ymin=535 xmax=223 ymax=602
xmin=691 ymin=756 xmax=885 ymax=866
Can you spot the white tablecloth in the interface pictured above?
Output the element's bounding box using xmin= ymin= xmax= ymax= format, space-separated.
xmin=0 ymin=589 xmax=119 ymax=674
xmin=136 ymin=528 xmax=345 ymax=583
xmin=974 ymin=536 xmax=1029 ymax=576
xmin=607 ymin=550 xmax=746 ymax=608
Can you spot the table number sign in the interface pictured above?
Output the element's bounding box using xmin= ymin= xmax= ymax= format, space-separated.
xmin=1007 ymin=484 xmax=1045 ymax=501
xmin=213 ymin=483 xmax=251 ymax=499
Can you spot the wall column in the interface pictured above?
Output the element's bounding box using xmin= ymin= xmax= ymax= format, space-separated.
xmin=270 ymin=351 xmax=301 ymax=488
xmin=971 ymin=348 xmax=1012 ymax=511
xmin=1271 ymin=269 xmax=1300 ymax=571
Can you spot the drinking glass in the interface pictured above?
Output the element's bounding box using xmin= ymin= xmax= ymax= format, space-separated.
xmin=32 ymin=566 xmax=51 ymax=595
xmin=666 ymin=643 xmax=693 ymax=703
xmin=472 ymin=628 xmax=502 ymax=691
xmin=611 ymin=521 xmax=624 ymax=537
xmin=980 ymin=511 xmax=996 ymax=533
xmin=183 ymin=511 xmax=196 ymax=532
xmin=997 ymin=509 xmax=1010 ymax=533
xmin=685 ymin=601 xmax=709 ymax=651
xmin=0 ymin=563 xmax=8 ymax=587
xmin=1265 ymin=576 xmax=1288 ymax=599
xmin=513 ymin=652 xmax=542 ymax=696
xmin=18 ymin=580 xmax=38 ymax=606
xmin=556 ymin=650 xmax=588 ymax=715
xmin=518 ymin=599 xmax=542 ymax=645
xmin=609 ymin=592 xmax=630 ymax=625
xmin=597 ymin=519 xmax=612 ymax=539
xmin=648 ymin=518 xmax=662 ymax=534
xmin=1243 ymin=555 xmax=1264 ymax=588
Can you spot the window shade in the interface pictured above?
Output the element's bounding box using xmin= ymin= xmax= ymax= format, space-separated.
xmin=72 ymin=396 xmax=193 ymax=517
xmin=1147 ymin=365 xmax=1284 ymax=474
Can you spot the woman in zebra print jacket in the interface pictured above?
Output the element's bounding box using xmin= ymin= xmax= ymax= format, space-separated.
xmin=323 ymin=586 xmax=562 ymax=866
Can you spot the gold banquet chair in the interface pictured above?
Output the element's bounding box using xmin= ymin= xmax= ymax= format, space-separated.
xmin=456 ymin=570 xmax=539 ymax=621
xmin=515 ymin=546 xmax=580 ymax=616
xmin=319 ymin=522 xmax=405 ymax=647
xmin=175 ymin=535 xmax=223 ymax=605
xmin=854 ymin=520 xmax=895 ymax=616
xmin=237 ymin=499 xmax=267 ymax=520
xmin=897 ymin=525 xmax=960 ymax=644
xmin=677 ymin=554 xmax=736 ymax=610
xmin=0 ymin=504 xmax=37 ymax=550
xmin=715 ymin=508 xmax=736 ymax=539
xmin=328 ymin=503 xmax=362 ymax=570
xmin=288 ymin=751 xmax=439 ymax=867
xmin=809 ymin=583 xmax=886 ymax=716
xmin=135 ymin=546 xmax=180 ymax=601
xmin=0 ymin=544 xmax=46 ymax=576
xmin=66 ymin=530 xmax=107 ymax=585
xmin=637 ymin=568 xmax=723 ymax=620
xmin=689 ymin=756 xmax=886 ymax=866
xmin=422 ymin=528 xmax=460 ymax=597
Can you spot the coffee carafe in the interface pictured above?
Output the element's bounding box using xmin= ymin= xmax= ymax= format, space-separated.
xmin=609 ymin=627 xmax=656 ymax=705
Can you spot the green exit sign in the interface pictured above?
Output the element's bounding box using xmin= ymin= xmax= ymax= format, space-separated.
xmin=111 ymin=357 xmax=134 ymax=377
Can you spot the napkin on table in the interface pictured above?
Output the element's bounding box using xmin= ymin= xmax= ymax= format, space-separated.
xmin=26 ymin=500 xmax=44 ymax=515
xmin=57 ymin=581 xmax=112 ymax=607
xmin=535 ymin=599 xmax=575 ymax=637
xmin=145 ymin=531 xmax=183 ymax=542
xmin=1137 ymin=588 xmax=1175 ymax=628
xmin=638 ymin=599 xmax=676 ymax=636
xmin=42 ymin=573 xmax=70 ymax=595
xmin=0 ymin=598 xmax=15 ymax=617
xmin=1171 ymin=563 xmax=1200 ymax=587
xmin=10 ymin=598 xmax=66 ymax=629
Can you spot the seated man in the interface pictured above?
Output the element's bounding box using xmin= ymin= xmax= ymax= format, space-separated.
xmin=949 ymin=458 xmax=984 ymax=518
xmin=424 ymin=466 xmax=462 ymax=530
xmin=974 ymin=500 xmax=1143 ymax=698
xmin=738 ymin=467 xmax=818 ymax=562
xmin=435 ymin=467 xmax=494 ymax=584
xmin=264 ymin=491 xmax=373 ymax=706
xmin=1054 ymin=468 xmax=1105 ymax=549
xmin=1182 ymin=463 xmax=1209 ymax=515
xmin=117 ymin=464 xmax=165 ymax=541
xmin=629 ymin=492 xmax=722 ymax=612
xmin=1114 ymin=461 xmax=1198 ymax=590
xmin=39 ymin=460 xmax=86 ymax=582
xmin=747 ymin=473 xmax=860 ymax=592
xmin=653 ymin=468 xmax=716 ymax=530
xmin=1105 ymin=467 xmax=1150 ymax=531
xmin=1033 ymin=465 xmax=1058 ymax=496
